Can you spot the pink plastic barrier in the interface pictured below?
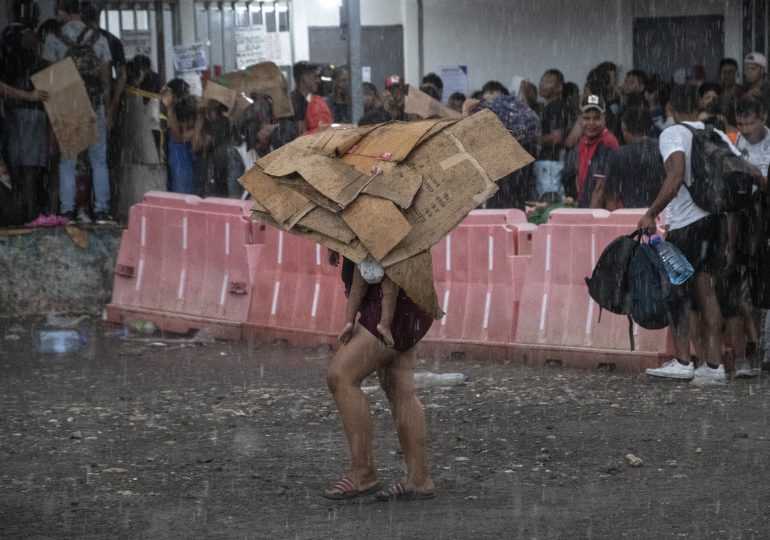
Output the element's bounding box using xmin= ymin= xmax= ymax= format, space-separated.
xmin=106 ymin=192 xmax=261 ymax=338
xmin=241 ymin=224 xmax=348 ymax=347
xmin=425 ymin=210 xmax=528 ymax=358
xmin=108 ymin=194 xmax=675 ymax=371
xmin=515 ymin=208 xmax=673 ymax=370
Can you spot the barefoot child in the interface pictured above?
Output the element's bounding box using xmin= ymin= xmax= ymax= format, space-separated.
xmin=339 ymin=255 xmax=398 ymax=348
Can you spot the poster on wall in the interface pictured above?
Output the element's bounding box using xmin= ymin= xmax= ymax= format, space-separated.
xmin=440 ymin=65 xmax=468 ymax=102
xmin=121 ymin=31 xmax=152 ymax=59
xmin=173 ymin=42 xmax=208 ymax=72
xmin=235 ymin=25 xmax=284 ymax=69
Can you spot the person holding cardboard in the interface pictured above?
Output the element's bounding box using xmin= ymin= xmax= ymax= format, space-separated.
xmin=324 ymin=265 xmax=436 ymax=501
xmin=42 ymin=0 xmax=113 ymax=224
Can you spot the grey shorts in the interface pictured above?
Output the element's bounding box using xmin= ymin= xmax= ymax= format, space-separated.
xmin=3 ymin=107 xmax=48 ymax=167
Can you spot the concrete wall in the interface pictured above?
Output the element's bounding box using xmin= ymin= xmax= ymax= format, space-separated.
xmin=287 ymin=0 xmax=742 ymax=92
xmin=421 ymin=0 xmax=742 ymax=93
xmin=0 ymin=0 xmax=746 ymax=92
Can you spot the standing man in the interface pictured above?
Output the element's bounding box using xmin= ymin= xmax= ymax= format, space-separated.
xmin=383 ymin=75 xmax=406 ymax=121
xmin=598 ymin=106 xmax=664 ymax=209
xmin=42 ymin=0 xmax=113 ymax=223
xmin=534 ymin=68 xmax=571 ymax=197
xmin=734 ymin=97 xmax=770 ymax=375
xmin=641 ymin=85 xmax=764 ymax=383
xmin=291 ymin=60 xmax=332 ymax=134
xmin=743 ymin=52 xmax=770 ymax=126
xmin=718 ymin=58 xmax=745 ymax=114
xmin=0 ymin=0 xmax=50 ymax=223
xmin=621 ymin=69 xmax=647 ymax=108
xmin=81 ymin=1 xmax=125 ymax=123
xmin=564 ymin=94 xmax=619 ymax=208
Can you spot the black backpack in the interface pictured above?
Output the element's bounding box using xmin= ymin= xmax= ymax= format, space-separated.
xmin=585 ymin=230 xmax=640 ymax=315
xmin=628 ymin=243 xmax=680 ymax=331
xmin=585 ymin=230 xmax=640 ymax=349
xmin=57 ymin=27 xmax=103 ymax=107
xmin=682 ymin=124 xmax=754 ymax=213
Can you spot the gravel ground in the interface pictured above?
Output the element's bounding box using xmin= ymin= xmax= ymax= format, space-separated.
xmin=2 ymin=315 xmax=770 ymax=539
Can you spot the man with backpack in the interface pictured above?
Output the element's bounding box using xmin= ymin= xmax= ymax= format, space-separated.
xmin=639 ymin=84 xmax=765 ymax=383
xmin=42 ymin=0 xmax=113 ymax=224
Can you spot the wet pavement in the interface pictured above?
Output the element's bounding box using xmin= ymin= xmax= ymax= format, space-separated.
xmin=2 ymin=314 xmax=770 ymax=539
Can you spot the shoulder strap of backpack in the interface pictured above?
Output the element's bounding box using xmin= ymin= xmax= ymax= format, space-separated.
xmin=55 ymin=28 xmax=75 ymax=49
xmin=87 ymin=27 xmax=101 ymax=47
xmin=75 ymin=26 xmax=91 ymax=46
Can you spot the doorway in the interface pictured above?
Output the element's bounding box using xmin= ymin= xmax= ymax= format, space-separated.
xmin=633 ymin=16 xmax=725 ymax=83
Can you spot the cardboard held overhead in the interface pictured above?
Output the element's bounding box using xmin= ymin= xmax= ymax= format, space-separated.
xmin=239 ymin=165 xmax=314 ymax=229
xmin=341 ymin=195 xmax=412 ymax=261
xmin=239 ymin=108 xmax=534 ymax=318
xmin=405 ymin=85 xmax=463 ymax=119
xmin=31 ymin=57 xmax=98 ymax=159
xmin=381 ymin=109 xmax=533 ymax=266
xmin=203 ymin=80 xmax=237 ymax=111
xmin=216 ymin=61 xmax=293 ymax=118
xmin=384 ymin=251 xmax=443 ymax=320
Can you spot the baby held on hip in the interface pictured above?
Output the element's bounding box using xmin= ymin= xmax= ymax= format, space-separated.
xmin=340 ymin=256 xmax=397 ymax=348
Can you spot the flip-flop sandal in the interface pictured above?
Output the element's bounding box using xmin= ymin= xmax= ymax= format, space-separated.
xmin=374 ymin=481 xmax=436 ymax=502
xmin=322 ymin=476 xmax=381 ymax=500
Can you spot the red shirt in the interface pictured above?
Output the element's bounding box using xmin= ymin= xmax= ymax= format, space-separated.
xmin=577 ymin=129 xmax=619 ymax=200
xmin=305 ymin=94 xmax=333 ymax=134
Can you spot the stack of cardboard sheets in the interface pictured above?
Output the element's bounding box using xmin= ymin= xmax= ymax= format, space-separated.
xmin=239 ymin=108 xmax=534 ymax=318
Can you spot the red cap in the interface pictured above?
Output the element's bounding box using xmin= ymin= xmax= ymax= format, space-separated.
xmin=385 ymin=75 xmax=403 ymax=88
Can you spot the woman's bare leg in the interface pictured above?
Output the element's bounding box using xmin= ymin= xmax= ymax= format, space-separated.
xmin=377 ymin=276 xmax=397 ymax=348
xmin=377 ymin=349 xmax=434 ymax=493
xmin=326 ymin=324 xmax=397 ymax=492
xmin=340 ymin=268 xmax=368 ymax=344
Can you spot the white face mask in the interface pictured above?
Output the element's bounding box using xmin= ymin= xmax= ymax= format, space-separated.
xmin=359 ymin=255 xmax=384 ymax=285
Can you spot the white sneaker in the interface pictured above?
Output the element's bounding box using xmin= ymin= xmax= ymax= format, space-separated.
xmin=646 ymin=359 xmax=695 ymax=380
xmin=692 ymin=364 xmax=727 ymax=384
xmin=733 ymin=359 xmax=758 ymax=379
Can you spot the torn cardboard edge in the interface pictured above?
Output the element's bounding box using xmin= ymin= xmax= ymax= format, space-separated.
xmin=251 ymin=210 xmax=442 ymax=319
xmin=216 ymin=61 xmax=294 ymax=118
xmin=238 ymin=164 xmax=315 ymax=228
xmin=405 ymin=85 xmax=463 ymax=119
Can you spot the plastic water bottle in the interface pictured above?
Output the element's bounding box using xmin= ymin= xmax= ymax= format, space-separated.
xmin=36 ymin=330 xmax=85 ymax=353
xmin=413 ymin=372 xmax=470 ymax=388
xmin=650 ymin=235 xmax=694 ymax=285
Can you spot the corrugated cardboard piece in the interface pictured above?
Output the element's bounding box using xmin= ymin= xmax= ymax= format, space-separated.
xmin=240 ymin=109 xmax=534 ymax=318
xmin=405 ymin=85 xmax=463 ymax=119
xmin=216 ymin=61 xmax=293 ymax=118
xmin=31 ymin=57 xmax=98 ymax=159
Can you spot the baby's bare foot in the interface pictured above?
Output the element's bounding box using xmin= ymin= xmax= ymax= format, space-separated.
xmin=377 ymin=323 xmax=395 ymax=348
xmin=339 ymin=322 xmax=354 ymax=344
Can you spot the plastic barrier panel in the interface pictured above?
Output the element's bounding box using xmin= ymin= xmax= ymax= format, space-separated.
xmin=108 ymin=199 xmax=675 ymax=372
xmin=515 ymin=208 xmax=674 ymax=371
xmin=106 ymin=192 xmax=259 ymax=338
xmin=242 ymin=224 xmax=348 ymax=347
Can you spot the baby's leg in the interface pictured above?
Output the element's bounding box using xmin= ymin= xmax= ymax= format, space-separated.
xmin=377 ymin=276 xmax=397 ymax=348
xmin=340 ymin=267 xmax=367 ymax=344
